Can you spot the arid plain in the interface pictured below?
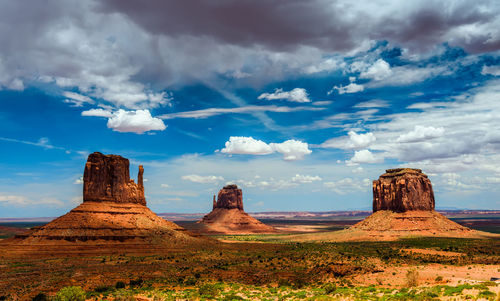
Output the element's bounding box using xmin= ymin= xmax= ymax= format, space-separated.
xmin=0 ymin=153 xmax=499 ymax=300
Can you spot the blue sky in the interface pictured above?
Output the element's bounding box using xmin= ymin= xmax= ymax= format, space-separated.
xmin=1 ymin=0 xmax=500 ymax=217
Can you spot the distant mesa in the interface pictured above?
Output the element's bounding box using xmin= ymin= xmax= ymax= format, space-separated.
xmin=197 ymin=184 xmax=276 ymax=234
xmin=10 ymin=152 xmax=204 ymax=247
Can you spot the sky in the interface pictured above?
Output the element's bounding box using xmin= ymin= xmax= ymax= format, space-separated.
xmin=1 ymin=0 xmax=500 ymax=217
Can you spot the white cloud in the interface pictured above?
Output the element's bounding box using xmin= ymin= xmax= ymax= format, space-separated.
xmin=324 ymin=177 xmax=371 ymax=195
xmin=353 ymin=99 xmax=389 ymax=108
xmin=397 ymin=125 xmax=445 ymax=143
xmin=159 ymin=105 xmax=324 ymax=119
xmin=0 ymin=194 xmax=65 ymax=207
xmin=320 ymin=131 xmax=376 ymax=150
xmin=73 ymin=177 xmax=83 ymax=184
xmin=360 ymin=59 xmax=392 ymax=81
xmin=0 ymin=136 xmax=63 ymax=150
xmin=291 ymin=174 xmax=322 ymax=183
xmin=482 ymin=65 xmax=500 ymax=76
xmin=369 ymin=66 xmax=446 ymax=87
xmin=258 ymin=88 xmax=311 ymax=103
xmin=270 ymin=140 xmax=312 ymax=161
xmin=81 ymin=108 xmax=113 ymax=118
xmin=329 ymin=77 xmax=365 ymax=95
xmin=220 ymin=137 xmax=312 ymax=161
xmin=6 ymin=78 xmax=24 ymax=91
xmin=220 ymin=136 xmax=274 ymax=155
xmin=303 ymin=57 xmax=343 ymax=74
xmin=347 ymin=149 xmax=381 ymax=165
xmin=105 ymin=109 xmax=166 ymax=134
xmin=181 ymin=174 xmax=224 ymax=184
xmin=63 ymin=91 xmax=94 ymax=107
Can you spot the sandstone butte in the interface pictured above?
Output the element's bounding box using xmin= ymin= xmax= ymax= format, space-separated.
xmin=8 ymin=152 xmax=204 ymax=247
xmin=283 ymin=168 xmax=498 ymax=242
xmin=197 ymin=184 xmax=276 ymax=234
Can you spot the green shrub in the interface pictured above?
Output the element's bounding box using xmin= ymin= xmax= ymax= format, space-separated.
xmin=94 ymin=285 xmax=111 ymax=293
xmin=323 ymin=283 xmax=337 ymax=294
xmin=54 ymin=286 xmax=86 ymax=301
xmin=221 ymin=294 xmax=244 ymax=301
xmin=198 ymin=283 xmax=220 ymax=297
xmin=435 ymin=276 xmax=443 ymax=282
xmin=478 ymin=290 xmax=495 ymax=299
xmin=129 ymin=278 xmax=143 ymax=287
xmin=32 ymin=293 xmax=48 ymax=301
xmin=184 ymin=276 xmax=197 ymax=286
xmin=115 ymin=281 xmax=126 ymax=289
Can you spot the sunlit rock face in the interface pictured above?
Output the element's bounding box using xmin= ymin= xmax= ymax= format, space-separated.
xmin=372 ymin=168 xmax=435 ymax=213
xmin=83 ymin=152 xmax=145 ymax=205
xmin=214 ymin=184 xmax=243 ymax=210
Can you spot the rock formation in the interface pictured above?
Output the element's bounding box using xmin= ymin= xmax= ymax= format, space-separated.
xmin=197 ymin=185 xmax=276 ymax=234
xmin=83 ymin=152 xmax=146 ymax=205
xmin=348 ymin=168 xmax=475 ymax=240
xmin=13 ymin=152 xmax=203 ymax=246
xmin=214 ymin=184 xmax=244 ymax=210
xmin=372 ymin=168 xmax=435 ymax=212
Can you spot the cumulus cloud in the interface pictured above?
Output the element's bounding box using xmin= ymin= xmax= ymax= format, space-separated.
xmin=220 ymin=137 xmax=274 ymax=155
xmin=291 ymin=174 xmax=322 ymax=183
xmin=329 ymin=77 xmax=364 ymax=95
xmin=320 ymin=131 xmax=376 ymax=150
xmin=181 ymin=174 xmax=224 ymax=184
xmin=482 ymin=65 xmax=500 ymax=76
xmin=347 ymin=149 xmax=381 ymax=165
xmin=81 ymin=108 xmax=113 ymax=118
xmin=397 ymin=125 xmax=445 ymax=143
xmin=258 ymin=88 xmax=311 ymax=103
xmin=220 ymin=136 xmax=312 ymax=161
xmin=360 ymin=59 xmax=392 ymax=81
xmin=269 ymin=140 xmax=313 ymax=161
xmin=106 ymin=109 xmax=166 ymax=134
xmin=317 ymin=80 xmax=500 ymax=174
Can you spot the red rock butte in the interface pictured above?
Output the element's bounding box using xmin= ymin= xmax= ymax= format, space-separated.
xmin=197 ymin=184 xmax=276 ymax=234
xmin=10 ymin=152 xmax=203 ymax=247
xmin=373 ymin=168 xmax=435 ymax=212
xmin=350 ymin=168 xmax=480 ymax=240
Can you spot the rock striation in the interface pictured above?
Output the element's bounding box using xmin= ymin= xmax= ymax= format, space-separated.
xmin=198 ymin=184 xmax=276 ymax=234
xmin=13 ymin=152 xmax=203 ymax=246
xmin=373 ymin=168 xmax=435 ymax=212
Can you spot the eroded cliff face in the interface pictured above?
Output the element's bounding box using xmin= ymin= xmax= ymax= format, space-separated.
xmin=83 ymin=152 xmax=145 ymax=205
xmin=215 ymin=184 xmax=243 ymax=210
xmin=373 ymin=168 xmax=435 ymax=212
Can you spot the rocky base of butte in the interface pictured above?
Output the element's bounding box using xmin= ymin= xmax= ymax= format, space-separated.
xmin=197 ymin=185 xmax=276 ymax=234
xmin=11 ymin=152 xmax=203 ymax=246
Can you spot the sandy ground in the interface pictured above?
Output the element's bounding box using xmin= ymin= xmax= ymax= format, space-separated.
xmin=351 ymin=261 xmax=500 ymax=287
